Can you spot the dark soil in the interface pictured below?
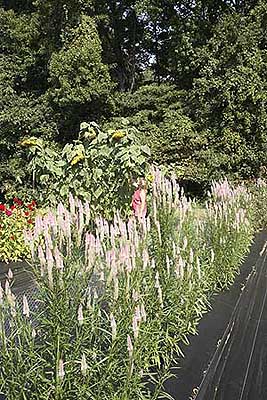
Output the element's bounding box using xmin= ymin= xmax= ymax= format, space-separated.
xmin=164 ymin=230 xmax=267 ymax=400
xmin=0 ymin=261 xmax=35 ymax=294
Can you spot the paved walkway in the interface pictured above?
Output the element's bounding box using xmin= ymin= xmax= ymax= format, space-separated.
xmin=165 ymin=231 xmax=267 ymax=400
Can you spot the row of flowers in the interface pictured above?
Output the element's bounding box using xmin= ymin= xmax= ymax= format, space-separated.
xmin=0 ymin=199 xmax=36 ymax=218
xmin=0 ymin=170 xmax=256 ymax=399
xmin=0 ymin=198 xmax=37 ymax=262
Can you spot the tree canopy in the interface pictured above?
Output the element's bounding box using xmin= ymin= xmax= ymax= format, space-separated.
xmin=1 ymin=0 xmax=267 ymax=196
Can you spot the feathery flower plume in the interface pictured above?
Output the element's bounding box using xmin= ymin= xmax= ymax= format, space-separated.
xmin=81 ymin=353 xmax=88 ymax=376
xmin=38 ymin=245 xmax=46 ymax=266
xmin=34 ymin=215 xmax=43 ymax=239
xmin=78 ymin=304 xmax=84 ymax=326
xmin=155 ymin=220 xmax=162 ymax=245
xmin=7 ymin=268 xmax=13 ymax=281
xmin=172 ymin=241 xmax=176 ymax=259
xmin=84 ymin=201 xmax=90 ymax=226
xmin=140 ymin=303 xmax=147 ymax=322
xmin=5 ymin=280 xmax=10 ymax=296
xmin=158 ymin=285 xmax=163 ymax=308
xmin=196 ymin=256 xmax=201 ymax=279
xmin=58 ymin=359 xmax=65 ymax=380
xmin=69 ymin=193 xmax=76 ymax=216
xmin=166 ymin=255 xmax=170 ymax=276
xmin=183 ymin=236 xmax=188 ymax=250
xmin=46 ymin=246 xmax=54 ymax=288
xmin=54 ymin=246 xmax=64 ymax=271
xmin=147 ymin=216 xmax=151 ymax=232
xmin=134 ymin=305 xmax=142 ymax=322
xmin=23 ymin=295 xmax=30 ymax=318
xmin=175 ymin=256 xmax=185 ymax=279
xmin=189 ymin=248 xmax=194 ymax=264
xmin=155 ymin=271 xmax=160 ymax=289
xmin=64 ymin=211 xmax=72 ymax=241
xmin=142 ymin=249 xmax=149 ymax=270
xmin=127 ymin=335 xmax=133 ymax=358
xmin=211 ymin=249 xmax=215 ymax=263
xmin=6 ymin=284 xmax=16 ymax=314
xmin=132 ymin=290 xmax=139 ymax=302
xmin=114 ymin=276 xmax=119 ymax=300
xmin=132 ymin=315 xmax=139 ymax=339
xmin=110 ymin=313 xmax=117 ymax=341
xmin=44 ymin=230 xmax=53 ymax=250
xmin=0 ymin=285 xmax=3 ymax=305
xmin=153 ymin=199 xmax=157 ymax=222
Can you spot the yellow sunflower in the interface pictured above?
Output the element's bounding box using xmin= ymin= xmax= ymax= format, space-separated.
xmin=112 ymin=130 xmax=126 ymax=140
xmin=70 ymin=153 xmax=85 ymax=166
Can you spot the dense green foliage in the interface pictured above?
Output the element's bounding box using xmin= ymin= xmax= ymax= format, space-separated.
xmin=0 ymin=0 xmax=267 ymax=196
xmin=19 ymin=123 xmax=150 ymax=216
xmin=0 ymin=175 xmax=255 ymax=399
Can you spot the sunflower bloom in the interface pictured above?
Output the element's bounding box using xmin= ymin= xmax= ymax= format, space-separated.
xmin=71 ymin=154 xmax=85 ymax=166
xmin=112 ymin=130 xmax=126 ymax=140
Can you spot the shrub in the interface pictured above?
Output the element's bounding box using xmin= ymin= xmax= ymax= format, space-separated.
xmin=20 ymin=123 xmax=151 ymax=218
xmin=0 ymin=198 xmax=36 ymax=262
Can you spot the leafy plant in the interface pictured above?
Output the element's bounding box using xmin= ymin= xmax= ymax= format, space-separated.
xmin=21 ymin=123 xmax=151 ymax=218
xmin=0 ymin=198 xmax=36 ymax=262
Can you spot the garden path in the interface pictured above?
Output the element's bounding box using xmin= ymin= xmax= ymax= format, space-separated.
xmin=164 ymin=231 xmax=267 ymax=400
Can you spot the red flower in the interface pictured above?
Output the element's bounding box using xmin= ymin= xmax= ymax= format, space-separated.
xmin=5 ymin=210 xmax=12 ymax=217
xmin=31 ymin=200 xmax=36 ymax=207
xmin=24 ymin=211 xmax=30 ymax=217
xmin=0 ymin=204 xmax=6 ymax=211
xmin=13 ymin=197 xmax=23 ymax=206
xmin=11 ymin=205 xmax=16 ymax=211
xmin=27 ymin=219 xmax=34 ymax=224
xmin=27 ymin=204 xmax=33 ymax=211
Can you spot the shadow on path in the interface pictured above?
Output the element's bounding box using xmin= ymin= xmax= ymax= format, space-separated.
xmin=164 ymin=230 xmax=267 ymax=400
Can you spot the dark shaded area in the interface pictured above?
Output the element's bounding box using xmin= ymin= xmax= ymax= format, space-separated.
xmin=164 ymin=231 xmax=267 ymax=400
xmin=180 ymin=179 xmax=210 ymax=199
xmin=0 ymin=261 xmax=35 ymax=294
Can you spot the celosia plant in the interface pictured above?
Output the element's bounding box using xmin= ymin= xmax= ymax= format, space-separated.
xmin=0 ymin=198 xmax=37 ymax=262
xmin=0 ymin=172 xmax=255 ymax=399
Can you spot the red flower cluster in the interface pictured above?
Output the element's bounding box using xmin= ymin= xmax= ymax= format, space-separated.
xmin=26 ymin=200 xmax=36 ymax=211
xmin=0 ymin=198 xmax=37 ymax=218
xmin=13 ymin=197 xmax=23 ymax=206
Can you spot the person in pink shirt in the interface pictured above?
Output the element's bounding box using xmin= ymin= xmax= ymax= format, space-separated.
xmin=131 ymin=178 xmax=147 ymax=222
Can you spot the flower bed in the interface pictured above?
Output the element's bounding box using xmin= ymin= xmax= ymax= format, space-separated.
xmin=0 ymin=173 xmax=256 ymax=399
xmin=0 ymin=198 xmax=36 ymax=263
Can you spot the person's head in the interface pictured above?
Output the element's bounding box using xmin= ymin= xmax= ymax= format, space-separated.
xmin=133 ymin=177 xmax=146 ymax=190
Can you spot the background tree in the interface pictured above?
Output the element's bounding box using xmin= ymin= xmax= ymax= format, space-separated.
xmin=190 ymin=1 xmax=267 ymax=178
xmin=0 ymin=0 xmax=267 ymax=199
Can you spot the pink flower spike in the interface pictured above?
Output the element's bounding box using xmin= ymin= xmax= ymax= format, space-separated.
xmin=38 ymin=245 xmax=46 ymax=267
xmin=58 ymin=359 xmax=65 ymax=380
xmin=140 ymin=303 xmax=147 ymax=322
xmin=110 ymin=313 xmax=117 ymax=341
xmin=127 ymin=335 xmax=134 ymax=358
xmin=0 ymin=285 xmax=3 ymax=305
xmin=81 ymin=354 xmax=88 ymax=376
xmin=78 ymin=304 xmax=84 ymax=326
xmin=132 ymin=315 xmax=139 ymax=339
xmin=23 ymin=295 xmax=30 ymax=318
xmin=7 ymin=268 xmax=13 ymax=281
